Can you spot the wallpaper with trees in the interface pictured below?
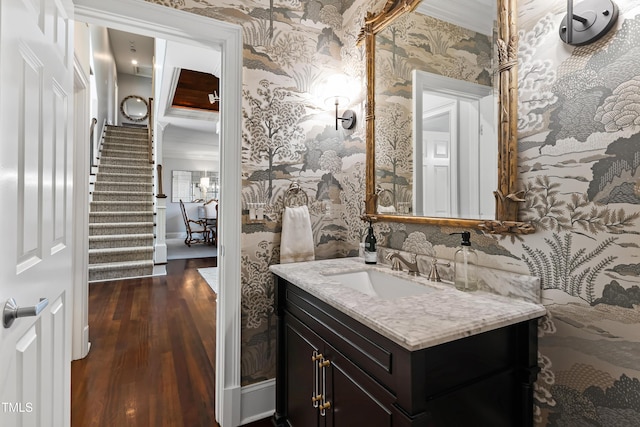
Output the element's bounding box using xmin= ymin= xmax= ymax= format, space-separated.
xmin=373 ymin=1 xmax=640 ymax=425
xmin=146 ymin=0 xmax=377 ymax=385
xmin=147 ymin=0 xmax=640 ymax=423
xmin=374 ymin=11 xmax=493 ymax=210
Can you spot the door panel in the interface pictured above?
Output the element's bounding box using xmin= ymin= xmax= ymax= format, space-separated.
xmin=285 ymin=316 xmax=321 ymax=427
xmin=18 ymin=46 xmax=44 ymax=267
xmin=325 ymin=346 xmax=393 ymax=427
xmin=0 ymin=0 xmax=74 ymax=426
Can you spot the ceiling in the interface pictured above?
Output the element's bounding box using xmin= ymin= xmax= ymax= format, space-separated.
xmin=108 ymin=28 xmax=221 ymax=160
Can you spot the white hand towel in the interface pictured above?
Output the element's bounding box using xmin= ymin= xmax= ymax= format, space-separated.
xmin=377 ymin=205 xmax=396 ymax=213
xmin=280 ymin=205 xmax=315 ymax=264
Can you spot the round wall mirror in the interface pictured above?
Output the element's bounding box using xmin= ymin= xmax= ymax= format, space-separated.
xmin=120 ymin=95 xmax=149 ymax=122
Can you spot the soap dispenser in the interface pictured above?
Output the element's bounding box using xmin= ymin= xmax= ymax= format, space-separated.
xmin=450 ymin=231 xmax=478 ymax=291
xmin=364 ymin=219 xmax=377 ymax=264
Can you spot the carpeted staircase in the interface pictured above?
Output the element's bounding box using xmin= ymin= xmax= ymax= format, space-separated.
xmin=89 ymin=125 xmax=155 ymax=281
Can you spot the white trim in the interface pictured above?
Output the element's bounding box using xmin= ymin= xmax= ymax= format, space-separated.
xmin=416 ymin=0 xmax=495 ymax=36
xmin=73 ymin=1 xmax=243 ymax=425
xmin=72 ymin=53 xmax=91 ymax=361
xmin=240 ymin=379 xmax=275 ymax=425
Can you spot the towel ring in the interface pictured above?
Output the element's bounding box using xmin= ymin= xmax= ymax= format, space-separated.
xmin=284 ymin=181 xmax=309 ymax=208
xmin=375 ymin=185 xmax=395 ymax=208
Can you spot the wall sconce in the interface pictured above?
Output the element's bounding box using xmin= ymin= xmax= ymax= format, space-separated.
xmin=559 ymin=0 xmax=618 ymax=46
xmin=330 ymin=96 xmax=356 ymax=130
xmin=208 ymin=90 xmax=220 ymax=104
xmin=322 ymin=75 xmax=357 ymax=130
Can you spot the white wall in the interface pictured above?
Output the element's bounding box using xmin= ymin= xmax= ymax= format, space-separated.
xmin=89 ymin=25 xmax=117 ymax=132
xmin=117 ymin=73 xmax=152 ymax=126
xmin=74 ymin=22 xmax=91 ymax=78
xmin=163 ymin=156 xmax=219 ymax=236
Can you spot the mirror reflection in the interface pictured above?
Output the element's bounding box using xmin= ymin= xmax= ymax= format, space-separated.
xmin=172 ymin=170 xmax=219 ymax=203
xmin=120 ymin=95 xmax=149 ymax=122
xmin=374 ymin=0 xmax=497 ymax=219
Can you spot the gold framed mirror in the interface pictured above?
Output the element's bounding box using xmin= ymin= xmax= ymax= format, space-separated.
xmin=358 ymin=0 xmax=534 ymax=234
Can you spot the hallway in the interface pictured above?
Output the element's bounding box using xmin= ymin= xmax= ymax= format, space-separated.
xmin=71 ymin=258 xmax=228 ymax=426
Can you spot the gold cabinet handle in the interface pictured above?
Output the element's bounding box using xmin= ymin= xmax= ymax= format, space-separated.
xmin=312 ymin=351 xmax=320 ymax=408
xmin=320 ymin=355 xmax=330 ymax=416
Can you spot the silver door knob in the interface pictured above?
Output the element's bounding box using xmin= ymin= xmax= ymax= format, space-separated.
xmin=3 ymin=298 xmax=48 ymax=328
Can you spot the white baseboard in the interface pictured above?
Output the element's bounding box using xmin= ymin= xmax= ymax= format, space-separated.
xmin=240 ymin=379 xmax=275 ymax=425
xmin=154 ymin=242 xmax=167 ymax=264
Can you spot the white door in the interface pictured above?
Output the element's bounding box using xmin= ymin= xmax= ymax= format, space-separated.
xmin=0 ymin=0 xmax=74 ymax=426
xmin=422 ymin=104 xmax=458 ymax=217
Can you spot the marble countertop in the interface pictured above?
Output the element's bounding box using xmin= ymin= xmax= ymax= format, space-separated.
xmin=270 ymin=257 xmax=546 ymax=351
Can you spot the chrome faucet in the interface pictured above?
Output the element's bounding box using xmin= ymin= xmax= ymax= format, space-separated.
xmin=385 ymin=252 xmax=420 ymax=276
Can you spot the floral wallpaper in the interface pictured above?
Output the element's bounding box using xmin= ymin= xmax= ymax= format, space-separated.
xmin=146 ymin=1 xmax=640 ymax=424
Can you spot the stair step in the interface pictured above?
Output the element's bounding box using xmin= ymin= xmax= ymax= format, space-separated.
xmin=94 ymin=181 xmax=153 ymax=192
xmin=104 ymin=134 xmax=148 ymax=141
xmin=91 ymin=191 xmax=154 ymax=202
xmin=100 ymin=148 xmax=149 ymax=160
xmin=99 ymin=156 xmax=152 ymax=166
xmin=89 ymin=212 xmax=154 ymax=223
xmin=106 ymin=125 xmax=147 ymax=132
xmin=89 ymin=222 xmax=154 ymax=235
xmin=102 ymin=142 xmax=149 ymax=152
xmin=89 ymin=233 xmax=154 ymax=249
xmin=89 ymin=221 xmax=154 ymax=236
xmin=91 ymin=201 xmax=154 ymax=212
xmin=104 ymin=131 xmax=149 ymax=141
xmin=106 ymin=127 xmax=148 ymax=136
xmin=97 ymin=164 xmax=153 ymax=174
xmin=95 ymin=172 xmax=153 ymax=183
xmin=89 ymin=246 xmax=154 ymax=264
xmin=88 ymin=260 xmax=154 ymax=282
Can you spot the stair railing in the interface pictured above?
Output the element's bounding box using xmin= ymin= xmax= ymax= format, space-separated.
xmin=148 ymin=97 xmax=154 ymax=164
xmin=89 ymin=117 xmax=97 ymax=169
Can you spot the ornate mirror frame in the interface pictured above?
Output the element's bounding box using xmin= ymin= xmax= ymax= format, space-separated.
xmin=120 ymin=95 xmax=149 ymax=122
xmin=357 ymin=0 xmax=534 ymax=234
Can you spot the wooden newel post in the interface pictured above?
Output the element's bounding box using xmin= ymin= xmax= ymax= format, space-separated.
xmin=157 ymin=164 xmax=167 ymax=198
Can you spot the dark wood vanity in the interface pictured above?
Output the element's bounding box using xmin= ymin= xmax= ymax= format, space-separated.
xmin=273 ymin=276 xmax=541 ymax=427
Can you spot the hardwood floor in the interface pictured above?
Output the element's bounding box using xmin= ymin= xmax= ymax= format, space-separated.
xmin=72 ymin=258 xmax=226 ymax=426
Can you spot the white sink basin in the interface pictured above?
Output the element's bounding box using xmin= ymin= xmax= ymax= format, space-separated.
xmin=325 ymin=269 xmax=435 ymax=299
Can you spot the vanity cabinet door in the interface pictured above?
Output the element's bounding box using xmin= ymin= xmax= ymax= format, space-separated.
xmin=323 ymin=342 xmax=394 ymax=427
xmin=284 ymin=314 xmax=323 ymax=427
xmin=283 ymin=314 xmax=395 ymax=427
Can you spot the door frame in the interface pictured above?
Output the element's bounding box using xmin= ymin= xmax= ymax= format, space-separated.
xmin=73 ymin=1 xmax=243 ymax=425
xmin=72 ymin=54 xmax=91 ymax=361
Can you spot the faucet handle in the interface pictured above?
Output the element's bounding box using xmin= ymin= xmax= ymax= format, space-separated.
xmin=428 ymin=258 xmax=441 ymax=282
